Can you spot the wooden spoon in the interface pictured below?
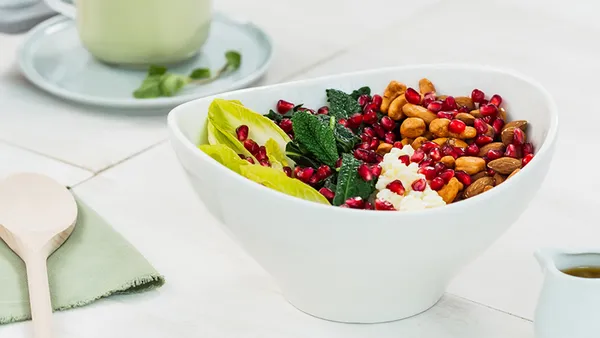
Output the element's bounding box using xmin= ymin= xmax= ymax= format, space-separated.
xmin=0 ymin=173 xmax=78 ymax=338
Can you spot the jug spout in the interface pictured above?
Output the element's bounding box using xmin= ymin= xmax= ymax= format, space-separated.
xmin=535 ymin=248 xmax=560 ymax=271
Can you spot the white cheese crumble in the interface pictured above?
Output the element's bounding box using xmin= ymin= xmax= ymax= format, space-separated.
xmin=375 ymin=146 xmax=446 ymax=211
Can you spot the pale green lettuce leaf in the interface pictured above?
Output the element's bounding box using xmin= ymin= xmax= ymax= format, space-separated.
xmin=199 ymin=144 xmax=250 ymax=174
xmin=265 ymin=138 xmax=289 ymax=170
xmin=207 ymin=121 xmax=256 ymax=161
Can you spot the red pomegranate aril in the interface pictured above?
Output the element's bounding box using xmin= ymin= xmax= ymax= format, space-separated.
xmin=430 ymin=147 xmax=442 ymax=161
xmin=418 ymin=166 xmax=437 ymax=180
xmin=297 ymin=167 xmax=314 ymax=182
xmin=384 ymin=132 xmax=396 ymax=144
xmin=276 ymin=100 xmax=294 ymax=114
xmin=428 ymin=101 xmax=444 ymax=113
xmin=458 ymin=106 xmax=470 ymax=113
xmin=345 ymin=197 xmax=365 ymax=209
xmin=479 ymin=104 xmax=498 ymax=117
xmin=336 ymin=157 xmax=343 ymax=168
xmin=371 ymin=94 xmax=383 ymax=109
xmin=471 ymin=89 xmax=485 ymax=103
xmin=293 ymin=166 xmax=302 ymax=178
xmin=308 ymin=174 xmax=319 ymax=185
xmin=373 ymin=123 xmax=385 ymax=138
xmin=364 ymin=102 xmax=379 ymax=113
xmin=375 ymin=199 xmax=395 ymax=211
xmin=358 ymin=94 xmax=370 ymax=107
xmin=256 ymin=146 xmax=268 ymax=161
xmin=475 ymin=135 xmax=494 ymax=146
xmin=339 ymin=118 xmax=349 ymax=128
xmin=411 ymin=149 xmax=425 ymax=163
xmin=238 ymin=154 xmax=246 ymax=159
xmin=363 ymin=127 xmax=376 ymax=138
xmin=474 ymin=118 xmax=488 ymax=135
xmin=492 ymin=118 xmax=504 ymax=135
xmin=430 ymin=177 xmax=445 ymax=191
xmin=358 ymin=142 xmax=371 ymax=150
xmin=387 ymin=180 xmax=406 ymax=195
xmin=316 ymin=165 xmax=332 ymax=180
xmin=360 ymin=133 xmax=372 ymax=143
xmin=349 ymin=113 xmax=364 ymax=127
xmin=442 ymin=96 xmax=457 ymax=111
xmin=367 ymin=151 xmax=379 ymax=164
xmin=393 ymin=141 xmax=404 ymax=149
xmin=405 ymin=87 xmax=422 ymax=104
xmin=279 ymin=119 xmax=293 ymax=133
xmin=283 ymin=166 xmax=292 ymax=177
xmin=287 ymin=133 xmax=294 ymax=140
xmin=371 ymin=165 xmax=382 ymax=176
xmin=236 ymin=125 xmax=249 ymax=141
xmin=421 ymin=141 xmax=438 ymax=153
xmin=482 ymin=115 xmax=495 ymax=125
xmin=437 ymin=111 xmax=454 ymax=119
xmin=375 ymin=154 xmax=384 ymax=163
xmin=423 ymin=92 xmax=437 ymax=107
xmin=441 ymin=144 xmax=455 ymax=157
xmin=411 ymin=178 xmax=427 ymax=192
xmin=489 ymin=94 xmax=502 ymax=107
xmin=434 ymin=162 xmax=446 ymax=174
xmin=243 ymin=139 xmax=259 ymax=155
xmin=448 ymin=119 xmax=466 ymax=134
xmin=358 ymin=163 xmax=374 ymax=181
xmin=364 ymin=202 xmax=374 ymax=210
xmin=439 ymin=169 xmax=455 ymax=183
xmin=487 ymin=149 xmax=503 ymax=161
xmin=505 ymin=144 xmax=519 ymax=158
xmin=453 ymin=147 xmax=466 ymax=158
xmin=522 ymin=153 xmax=534 ymax=166
xmin=245 ymin=157 xmax=255 ymax=164
xmin=486 ymin=168 xmax=495 ymax=176
xmin=370 ymin=138 xmax=380 ymax=150
xmin=259 ymin=160 xmax=271 ymax=167
xmin=455 ymin=170 xmax=472 ymax=186
xmin=363 ymin=109 xmax=378 ymax=124
xmin=513 ymin=128 xmax=525 ymax=145
xmin=419 ymin=158 xmax=434 ymax=168
xmin=354 ymin=149 xmax=370 ymax=162
xmin=465 ymin=143 xmax=480 ymax=156
xmin=399 ymin=154 xmax=410 ymax=165
xmin=522 ymin=143 xmax=534 ymax=156
xmin=317 ymin=106 xmax=329 ymax=115
xmin=380 ymin=116 xmax=395 ymax=131
xmin=319 ymin=187 xmax=335 ymax=201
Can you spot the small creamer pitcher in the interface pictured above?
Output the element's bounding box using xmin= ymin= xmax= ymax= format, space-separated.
xmin=534 ymin=248 xmax=600 ymax=338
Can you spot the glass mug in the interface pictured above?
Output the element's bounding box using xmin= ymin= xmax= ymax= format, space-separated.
xmin=44 ymin=0 xmax=212 ymax=65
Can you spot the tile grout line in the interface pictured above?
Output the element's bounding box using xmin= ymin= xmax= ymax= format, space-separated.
xmin=447 ymin=292 xmax=533 ymax=323
xmin=0 ymin=138 xmax=93 ymax=173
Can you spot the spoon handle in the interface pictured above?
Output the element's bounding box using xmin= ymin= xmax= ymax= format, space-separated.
xmin=25 ymin=253 xmax=53 ymax=338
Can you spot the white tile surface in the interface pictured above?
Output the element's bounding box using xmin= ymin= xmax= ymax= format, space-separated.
xmin=0 ymin=141 xmax=92 ymax=186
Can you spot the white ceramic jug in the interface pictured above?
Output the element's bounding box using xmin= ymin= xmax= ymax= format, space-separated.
xmin=534 ymin=248 xmax=600 ymax=338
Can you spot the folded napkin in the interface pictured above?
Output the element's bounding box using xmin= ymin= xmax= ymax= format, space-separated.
xmin=0 ymin=198 xmax=165 ymax=324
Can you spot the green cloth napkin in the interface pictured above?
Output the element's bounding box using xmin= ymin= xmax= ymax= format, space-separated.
xmin=0 ymin=198 xmax=165 ymax=324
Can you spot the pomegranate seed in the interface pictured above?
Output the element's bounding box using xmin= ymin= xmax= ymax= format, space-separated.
xmin=371 ymin=165 xmax=382 ymax=176
xmin=430 ymin=177 xmax=445 ymax=191
xmin=486 ymin=168 xmax=496 ymax=176
xmin=387 ymin=180 xmax=406 ymax=195
xmin=505 ymin=144 xmax=519 ymax=158
xmin=492 ymin=118 xmax=504 ymax=135
xmin=434 ymin=162 xmax=446 ymax=174
xmin=372 ymin=123 xmax=385 ymax=138
xmin=319 ymin=187 xmax=335 ymax=201
xmin=453 ymin=147 xmax=466 ymax=158
xmin=339 ymin=118 xmax=349 ymax=127
xmin=297 ymin=167 xmax=314 ymax=182
xmin=411 ymin=178 xmax=427 ymax=192
xmin=421 ymin=141 xmax=438 ymax=153
xmin=423 ymin=92 xmax=437 ymax=106
xmin=522 ymin=153 xmax=534 ymax=166
xmin=393 ymin=141 xmax=404 ymax=149
xmin=236 ymin=125 xmax=249 ymax=141
xmin=405 ymin=87 xmax=422 ymax=104
xmin=358 ymin=94 xmax=370 ymax=107
xmin=411 ymin=149 xmax=425 ymax=163
xmin=279 ymin=119 xmax=293 ymax=133
xmin=243 ymin=139 xmax=259 ymax=155
xmin=380 ymin=116 xmax=395 ymax=131
xmin=317 ymin=106 xmax=329 ymax=115
xmin=419 ymin=158 xmax=434 ymax=168
xmin=277 ymin=100 xmax=294 ymax=114
xmin=430 ymin=147 xmax=442 ymax=161
xmin=465 ymin=143 xmax=479 ymax=156
xmin=490 ymin=94 xmax=502 ymax=107
xmin=513 ymin=128 xmax=525 ymax=145
xmin=474 ymin=118 xmax=488 ymax=135
xmin=482 ymin=115 xmax=495 ymax=125
xmin=437 ymin=111 xmax=454 ymax=119
xmin=448 ymin=119 xmax=466 ymax=134
xmin=363 ymin=127 xmax=376 ymax=138
xmin=358 ymin=163 xmax=374 ymax=181
xmin=442 ymin=96 xmax=457 ymax=111
xmin=487 ymin=149 xmax=503 ymax=161
xmin=354 ymin=149 xmax=370 ymax=162
xmin=418 ymin=166 xmax=437 ymax=180
xmin=399 ymin=155 xmax=410 ymax=165
xmin=375 ymin=199 xmax=395 ymax=211
xmin=471 ymin=89 xmax=485 ymax=103
xmin=345 ymin=197 xmax=365 ymax=209
xmin=364 ymin=102 xmax=379 ymax=112
xmin=260 ymin=160 xmax=271 ymax=167
xmin=316 ymin=165 xmax=332 ymax=180
xmin=340 ymin=204 xmax=350 ymax=208
xmin=308 ymin=174 xmax=319 ymax=185
xmin=475 ymin=135 xmax=494 ymax=146
xmin=428 ymin=101 xmax=443 ymax=112
xmin=336 ymin=157 xmax=343 ymax=168
xmin=244 ymin=157 xmax=255 ymax=164
xmin=364 ymin=202 xmax=374 ymax=210
xmin=480 ymin=98 xmax=489 ymax=105
xmin=287 ymin=133 xmax=294 ymax=140
xmin=363 ymin=110 xmax=378 ymax=124
xmin=358 ymin=142 xmax=371 ymax=150
xmin=283 ymin=166 xmax=292 ymax=177
xmin=293 ymin=166 xmax=302 ymax=178
xmin=458 ymin=106 xmax=470 ymax=113
xmin=439 ymin=169 xmax=455 ymax=183
xmin=360 ymin=134 xmax=372 ymax=143
xmin=369 ymin=138 xmax=380 ymax=150
xmin=455 ymin=170 xmax=472 ymax=186
xmin=367 ymin=151 xmax=379 ymax=164
xmin=384 ymin=132 xmax=396 ymax=143
xmin=480 ymin=104 xmax=498 ymax=117
xmin=375 ymin=154 xmax=384 ymax=163
xmin=441 ymin=144 xmax=455 ymax=157
xmin=349 ymin=113 xmax=363 ymax=127
xmin=522 ymin=143 xmax=534 ymax=156
xmin=371 ymin=94 xmax=383 ymax=109
xmin=256 ymin=146 xmax=268 ymax=161
xmin=238 ymin=154 xmax=246 ymax=159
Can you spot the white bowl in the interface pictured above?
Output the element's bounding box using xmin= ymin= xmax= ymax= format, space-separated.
xmin=167 ymin=65 xmax=558 ymax=323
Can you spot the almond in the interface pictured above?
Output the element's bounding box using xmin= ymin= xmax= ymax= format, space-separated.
xmin=502 ymin=120 xmax=528 ymax=132
xmin=437 ymin=95 xmax=448 ymax=101
xmin=455 ymin=96 xmax=475 ymax=110
xmin=455 ymin=156 xmax=486 ymax=175
xmin=437 ymin=177 xmax=463 ymax=204
xmin=478 ymin=142 xmax=505 ymax=156
xmin=429 ymin=118 xmax=450 ymax=137
xmin=493 ymin=173 xmax=505 ymax=185
xmin=507 ymin=168 xmax=521 ymax=179
xmin=432 ymin=137 xmax=449 ymax=146
xmin=483 ymin=185 xmax=493 ymax=192
xmin=455 ymin=112 xmax=475 ymax=125
xmin=419 ymin=78 xmax=436 ymax=94
xmin=400 ymin=117 xmax=426 ymax=138
xmin=463 ymin=176 xmax=495 ymax=199
xmin=498 ymin=108 xmax=507 ymax=121
xmin=411 ymin=137 xmax=429 ymax=150
xmin=501 ymin=126 xmax=517 ymax=145
xmin=487 ymin=157 xmax=522 ymax=175
xmin=484 ymin=124 xmax=495 ymax=137
xmin=381 ymin=81 xmax=406 ymax=113
xmin=376 ymin=143 xmax=393 ymax=155
xmin=471 ymin=171 xmax=487 ymax=182
xmin=440 ymin=155 xmax=455 ymax=168
xmin=402 ymin=103 xmax=437 ymax=124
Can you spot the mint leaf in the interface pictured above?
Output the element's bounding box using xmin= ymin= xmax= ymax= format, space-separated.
xmin=326 ymin=89 xmax=362 ymax=119
xmin=225 ymin=51 xmax=242 ymax=70
xmin=148 ymin=65 xmax=167 ymax=76
xmin=333 ymin=154 xmax=376 ymax=206
xmin=291 ymin=111 xmax=338 ymax=166
xmin=350 ymin=86 xmax=371 ymax=100
xmin=159 ymin=74 xmax=189 ymax=96
xmin=285 ymin=142 xmax=321 ymax=168
xmin=190 ymin=68 xmax=211 ymax=79
xmin=133 ymin=75 xmax=163 ymax=98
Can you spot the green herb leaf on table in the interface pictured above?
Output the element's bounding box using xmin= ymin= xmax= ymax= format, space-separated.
xmin=148 ymin=65 xmax=168 ymax=76
xmin=291 ymin=111 xmax=339 ymax=167
xmin=333 ymin=153 xmax=376 ymax=206
xmin=189 ymin=68 xmax=211 ymax=79
xmin=225 ymin=51 xmax=242 ymax=70
xmin=326 ymin=89 xmax=362 ymax=119
xmin=350 ymin=86 xmax=371 ymax=100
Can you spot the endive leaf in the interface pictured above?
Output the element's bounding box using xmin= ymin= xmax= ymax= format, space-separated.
xmin=199 ymin=144 xmax=250 ymax=174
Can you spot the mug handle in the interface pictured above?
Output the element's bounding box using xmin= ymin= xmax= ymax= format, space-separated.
xmin=44 ymin=0 xmax=76 ymax=18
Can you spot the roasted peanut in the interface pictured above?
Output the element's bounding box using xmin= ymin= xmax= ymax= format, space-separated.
xmin=388 ymin=94 xmax=407 ymax=120
xmin=455 ymin=96 xmax=475 ymax=110
xmin=419 ymin=78 xmax=436 ymax=94
xmin=470 ymin=109 xmax=483 ymax=118
xmin=449 ymin=126 xmax=477 ymax=140
xmin=422 ymin=130 xmax=434 ymax=140
xmin=400 ymin=117 xmax=426 ymax=138
xmin=440 ymin=156 xmax=455 ymax=168
xmin=429 ymin=118 xmax=450 ymax=137
xmin=437 ymin=177 xmax=464 ymax=204
xmin=376 ymin=143 xmax=393 ymax=155
xmin=381 ymin=81 xmax=407 ymax=113
xmin=402 ymin=103 xmax=437 ymax=124
xmin=432 ymin=137 xmax=448 ymax=146
xmin=411 ymin=137 xmax=429 ymax=149
xmin=400 ymin=137 xmax=414 ymax=146
xmin=446 ymin=138 xmax=468 ymax=148
xmin=455 ymin=156 xmax=486 ymax=175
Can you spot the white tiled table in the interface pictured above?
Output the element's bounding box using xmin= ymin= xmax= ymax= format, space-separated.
xmin=0 ymin=0 xmax=594 ymax=336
